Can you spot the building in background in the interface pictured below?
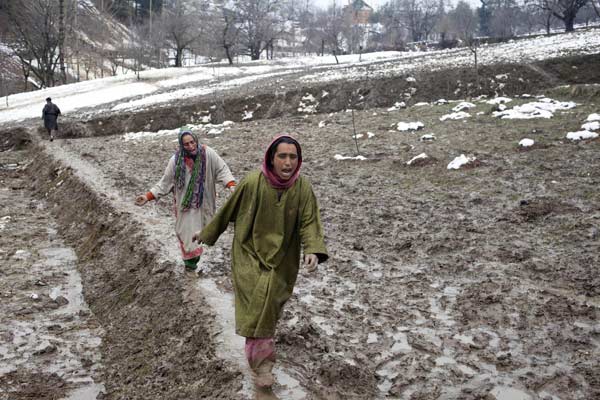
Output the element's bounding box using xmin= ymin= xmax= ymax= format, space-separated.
xmin=343 ymin=0 xmax=373 ymax=25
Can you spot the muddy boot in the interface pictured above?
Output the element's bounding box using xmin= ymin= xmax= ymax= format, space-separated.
xmin=251 ymin=359 xmax=279 ymax=400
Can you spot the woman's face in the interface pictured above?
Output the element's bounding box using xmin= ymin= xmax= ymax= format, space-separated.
xmin=182 ymin=134 xmax=198 ymax=155
xmin=272 ymin=143 xmax=298 ymax=181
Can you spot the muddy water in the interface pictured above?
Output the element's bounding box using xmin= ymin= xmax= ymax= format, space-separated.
xmin=0 ymin=155 xmax=104 ymax=399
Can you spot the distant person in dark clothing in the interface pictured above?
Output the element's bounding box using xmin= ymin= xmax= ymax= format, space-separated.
xmin=42 ymin=97 xmax=61 ymax=141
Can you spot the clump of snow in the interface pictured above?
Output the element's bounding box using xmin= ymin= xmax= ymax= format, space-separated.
xmin=397 ymin=121 xmax=424 ymax=131
xmin=242 ymin=110 xmax=254 ymax=120
xmin=334 ymin=154 xmax=367 ymax=161
xmin=318 ymin=121 xmax=328 ymax=128
xmin=367 ymin=132 xmax=375 ymax=138
xmin=414 ymin=102 xmax=429 ymax=107
xmin=447 ymin=154 xmax=476 ymax=170
xmin=406 ymin=77 xmax=416 ymax=82
xmin=493 ymin=98 xmax=575 ymax=119
xmin=440 ymin=112 xmax=470 ymax=121
xmin=566 ymin=130 xmax=599 ymax=140
xmin=585 ymin=113 xmax=600 ymax=122
xmin=519 ymin=138 xmax=535 ymax=147
xmin=123 ymin=128 xmax=179 ymax=141
xmin=204 ymin=122 xmax=234 ymax=135
xmin=486 ymin=97 xmax=512 ymax=105
xmin=493 ymin=108 xmax=553 ymax=119
xmin=452 ymin=102 xmax=476 ymax=112
xmin=298 ymin=93 xmax=318 ymax=113
xmin=388 ymin=101 xmax=406 ymax=111
xmin=434 ymin=99 xmax=448 ymax=105
xmin=420 ymin=134 xmax=436 ymax=141
xmin=321 ymin=90 xmax=329 ymax=98
xmin=353 ymin=134 xmax=364 ymax=139
xmin=123 ymin=121 xmax=235 ymax=141
xmin=407 ymin=153 xmax=428 ymax=165
xmin=582 ymin=121 xmax=599 ymax=131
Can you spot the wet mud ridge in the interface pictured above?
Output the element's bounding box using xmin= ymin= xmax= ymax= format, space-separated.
xmin=3 ymin=135 xmax=244 ymax=399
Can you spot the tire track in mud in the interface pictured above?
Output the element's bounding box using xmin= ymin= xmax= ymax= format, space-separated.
xmin=0 ymin=154 xmax=104 ymax=400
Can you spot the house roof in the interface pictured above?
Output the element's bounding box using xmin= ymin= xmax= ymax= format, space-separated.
xmin=350 ymin=0 xmax=373 ymax=11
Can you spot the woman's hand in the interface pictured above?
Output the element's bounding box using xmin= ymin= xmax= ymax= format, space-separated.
xmin=192 ymin=231 xmax=204 ymax=244
xmin=304 ymin=254 xmax=318 ymax=273
xmin=134 ymin=194 xmax=148 ymax=206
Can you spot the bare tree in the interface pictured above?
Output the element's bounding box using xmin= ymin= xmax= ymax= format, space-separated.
xmin=379 ymin=1 xmax=409 ymax=50
xmin=160 ymin=0 xmax=203 ymax=67
xmin=234 ymin=0 xmax=285 ymax=61
xmin=537 ymin=0 xmax=590 ymax=31
xmin=449 ymin=1 xmax=480 ymax=87
xmin=316 ymin=2 xmax=346 ymax=61
xmin=401 ymin=0 xmax=443 ymax=42
xmin=5 ymin=0 xmax=73 ymax=88
xmin=489 ymin=0 xmax=520 ymax=38
xmin=220 ymin=6 xmax=241 ymax=64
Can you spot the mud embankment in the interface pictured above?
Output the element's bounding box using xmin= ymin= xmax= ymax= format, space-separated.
xmin=52 ymin=53 xmax=600 ymax=140
xmin=22 ymin=132 xmax=242 ymax=399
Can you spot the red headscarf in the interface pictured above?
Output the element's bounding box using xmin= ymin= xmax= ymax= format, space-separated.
xmin=261 ymin=135 xmax=302 ymax=189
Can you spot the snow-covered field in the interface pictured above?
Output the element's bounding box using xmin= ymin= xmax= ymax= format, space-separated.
xmin=1 ymin=27 xmax=599 ymax=125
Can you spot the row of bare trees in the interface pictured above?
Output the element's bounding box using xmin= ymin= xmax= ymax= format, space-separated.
xmin=1 ymin=0 xmax=599 ymax=91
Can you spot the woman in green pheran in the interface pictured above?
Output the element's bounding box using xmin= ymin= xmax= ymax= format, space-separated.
xmin=193 ymin=135 xmax=328 ymax=400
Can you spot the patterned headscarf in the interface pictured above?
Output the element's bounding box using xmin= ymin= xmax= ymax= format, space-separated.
xmin=174 ymin=128 xmax=206 ymax=210
xmin=261 ymin=135 xmax=302 ymax=189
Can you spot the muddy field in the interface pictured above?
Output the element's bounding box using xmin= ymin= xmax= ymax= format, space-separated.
xmin=2 ymin=81 xmax=598 ymax=400
xmin=2 ymin=49 xmax=600 ymax=400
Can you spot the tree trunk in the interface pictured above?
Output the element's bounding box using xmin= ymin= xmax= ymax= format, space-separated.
xmin=224 ymin=45 xmax=234 ymax=65
xmin=175 ymin=47 xmax=183 ymax=67
xmin=564 ymin=12 xmax=575 ymax=32
xmin=251 ymin=45 xmax=261 ymax=60
xmin=59 ymin=0 xmax=66 ymax=84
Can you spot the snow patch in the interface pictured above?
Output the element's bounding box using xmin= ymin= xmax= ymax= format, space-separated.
xmin=447 ymin=154 xmax=476 ymax=170
xmin=334 ymin=154 xmax=367 ymax=161
xmin=566 ymin=130 xmax=598 ymax=140
xmin=407 ymin=153 xmax=428 ymax=165
xmin=397 ymin=121 xmax=424 ymax=131
xmin=452 ymin=102 xmax=476 ymax=112
xmin=519 ymin=138 xmax=534 ymax=147
xmin=440 ymin=112 xmax=470 ymax=121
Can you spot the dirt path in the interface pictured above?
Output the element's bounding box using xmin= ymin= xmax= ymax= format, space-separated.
xmin=0 ymin=149 xmax=103 ymax=400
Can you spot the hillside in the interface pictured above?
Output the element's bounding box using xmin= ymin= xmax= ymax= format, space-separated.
xmin=0 ymin=0 xmax=133 ymax=96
